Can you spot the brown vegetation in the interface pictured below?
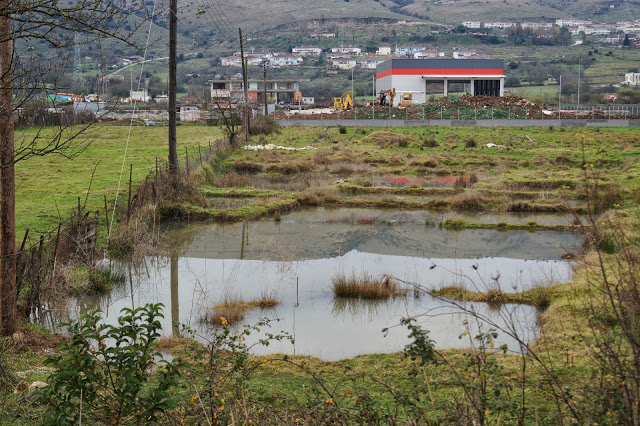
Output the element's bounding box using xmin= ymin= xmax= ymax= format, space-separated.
xmin=331 ymin=272 xmax=406 ymax=299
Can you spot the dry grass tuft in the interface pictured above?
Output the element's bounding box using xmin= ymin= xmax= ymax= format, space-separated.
xmin=215 ymin=171 xmax=255 ymax=188
xmin=331 ymin=272 xmax=406 ymax=299
xmin=362 ymin=131 xmax=417 ymax=148
xmin=207 ymin=297 xmax=280 ymax=325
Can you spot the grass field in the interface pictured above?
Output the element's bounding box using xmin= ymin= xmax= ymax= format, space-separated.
xmin=5 ymin=121 xmax=640 ymax=424
xmin=15 ymin=122 xmax=222 ymax=238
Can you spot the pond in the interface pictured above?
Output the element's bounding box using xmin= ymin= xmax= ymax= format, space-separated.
xmin=69 ymin=208 xmax=581 ymax=361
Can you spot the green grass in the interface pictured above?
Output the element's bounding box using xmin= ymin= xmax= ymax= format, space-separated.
xmin=15 ymin=122 xmax=222 ymax=239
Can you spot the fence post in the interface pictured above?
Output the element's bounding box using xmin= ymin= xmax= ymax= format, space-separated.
xmin=185 ymin=147 xmax=189 ymax=177
xmin=126 ymin=164 xmax=133 ymax=224
xmin=103 ymin=195 xmax=109 ymax=235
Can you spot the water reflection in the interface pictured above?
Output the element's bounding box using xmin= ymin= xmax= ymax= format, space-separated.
xmin=67 ymin=208 xmax=581 ymax=361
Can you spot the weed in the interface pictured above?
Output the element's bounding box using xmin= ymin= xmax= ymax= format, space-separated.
xmin=338 ymin=125 xmax=347 ymax=135
xmin=464 ymin=137 xmax=477 ymax=148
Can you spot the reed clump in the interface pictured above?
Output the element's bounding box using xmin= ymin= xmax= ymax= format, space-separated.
xmin=208 ymin=297 xmax=280 ymax=325
xmin=331 ymin=272 xmax=406 ymax=299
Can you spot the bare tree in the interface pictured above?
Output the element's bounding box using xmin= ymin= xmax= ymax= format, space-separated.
xmin=0 ymin=0 xmax=163 ymax=335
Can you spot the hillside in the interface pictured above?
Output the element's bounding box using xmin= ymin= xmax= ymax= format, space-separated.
xmin=176 ymin=0 xmax=640 ymax=38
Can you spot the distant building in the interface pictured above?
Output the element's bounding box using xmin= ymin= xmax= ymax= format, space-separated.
xmin=331 ymin=57 xmax=357 ymax=70
xmin=453 ymin=48 xmax=477 ymax=59
xmin=462 ymin=21 xmax=481 ymax=29
xmin=414 ymin=49 xmax=446 ymax=59
xmin=376 ymin=58 xmax=505 ymax=106
xmin=556 ymin=18 xmax=593 ymax=27
xmin=623 ymin=72 xmax=640 ymax=86
xmin=330 ymin=46 xmax=362 ymax=55
xmin=209 ymin=79 xmax=301 ymax=105
xmin=360 ymin=57 xmax=386 ymax=69
xmin=292 ymin=46 xmax=322 ymax=56
xmin=130 ymin=90 xmax=150 ymax=103
xmin=484 ymin=22 xmax=515 ymax=29
xmin=268 ymin=54 xmax=303 ymax=67
xmin=221 ymin=56 xmax=243 ymax=67
xmin=395 ymin=45 xmax=425 ymax=56
xmin=521 ymin=22 xmax=553 ymax=30
xmin=376 ymin=46 xmax=392 ymax=56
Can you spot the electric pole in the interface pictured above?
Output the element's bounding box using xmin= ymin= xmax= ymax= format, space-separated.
xmin=168 ymin=0 xmax=178 ymax=173
xmin=239 ymin=28 xmax=249 ymax=142
xmin=263 ymin=61 xmax=268 ymax=117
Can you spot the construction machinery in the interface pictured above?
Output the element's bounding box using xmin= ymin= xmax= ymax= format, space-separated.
xmin=292 ymin=91 xmax=303 ymax=105
xmin=377 ymin=88 xmax=395 ymax=106
xmin=334 ymin=93 xmax=353 ymax=110
xmin=399 ymin=92 xmax=412 ymax=106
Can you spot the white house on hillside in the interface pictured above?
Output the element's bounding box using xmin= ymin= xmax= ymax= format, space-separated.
xmin=331 ymin=46 xmax=362 ymax=55
xmin=395 ymin=45 xmax=425 ymax=56
xmin=360 ymin=57 xmax=386 ymax=69
xmin=292 ymin=46 xmax=322 ymax=56
xmin=414 ymin=49 xmax=445 ymax=59
xmin=331 ymin=57 xmax=357 ymax=70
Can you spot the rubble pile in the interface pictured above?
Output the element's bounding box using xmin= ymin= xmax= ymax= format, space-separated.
xmin=269 ymin=94 xmax=640 ymax=121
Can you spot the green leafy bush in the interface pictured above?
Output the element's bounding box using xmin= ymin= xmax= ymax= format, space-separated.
xmin=38 ymin=304 xmax=182 ymax=425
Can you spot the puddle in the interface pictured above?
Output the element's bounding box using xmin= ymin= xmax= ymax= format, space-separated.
xmin=67 ymin=208 xmax=580 ymax=361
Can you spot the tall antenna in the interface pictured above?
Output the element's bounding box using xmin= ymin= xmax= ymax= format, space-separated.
xmin=72 ymin=32 xmax=81 ymax=92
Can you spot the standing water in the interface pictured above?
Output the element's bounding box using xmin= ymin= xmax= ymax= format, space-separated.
xmin=70 ymin=208 xmax=580 ymax=360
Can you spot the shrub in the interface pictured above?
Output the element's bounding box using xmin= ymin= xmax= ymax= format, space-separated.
xmin=250 ymin=116 xmax=281 ymax=136
xmin=338 ymin=125 xmax=347 ymax=134
xmin=464 ymin=137 xmax=477 ymax=148
xmin=38 ymin=304 xmax=182 ymax=425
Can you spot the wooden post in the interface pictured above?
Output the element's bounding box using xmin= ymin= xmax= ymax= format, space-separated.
xmin=126 ymin=164 xmax=132 ymax=223
xmin=103 ymin=195 xmax=109 ymax=235
xmin=185 ymin=147 xmax=189 ymax=177
xmin=15 ymin=229 xmax=29 ymax=297
xmin=49 ymin=223 xmax=62 ymax=288
xmin=198 ymin=144 xmax=202 ymax=166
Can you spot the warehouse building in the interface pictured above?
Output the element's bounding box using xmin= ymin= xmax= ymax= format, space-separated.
xmin=376 ymin=58 xmax=505 ymax=106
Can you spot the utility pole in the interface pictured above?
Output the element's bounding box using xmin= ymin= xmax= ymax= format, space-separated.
xmin=578 ymin=59 xmax=582 ymax=107
xmin=168 ymin=0 xmax=178 ymax=173
xmin=239 ymin=28 xmax=249 ymax=142
xmin=351 ymin=66 xmax=354 ymax=101
xmin=0 ymin=0 xmax=16 ymax=335
xmin=558 ymin=74 xmax=562 ymax=120
xmin=263 ymin=61 xmax=268 ymax=117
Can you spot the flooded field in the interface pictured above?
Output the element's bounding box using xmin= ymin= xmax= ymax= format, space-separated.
xmin=69 ymin=208 xmax=581 ymax=360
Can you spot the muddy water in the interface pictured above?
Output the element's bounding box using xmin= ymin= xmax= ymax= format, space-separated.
xmin=71 ymin=208 xmax=580 ymax=361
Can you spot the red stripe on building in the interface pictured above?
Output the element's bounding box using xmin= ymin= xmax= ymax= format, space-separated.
xmin=376 ymin=68 xmax=504 ymax=79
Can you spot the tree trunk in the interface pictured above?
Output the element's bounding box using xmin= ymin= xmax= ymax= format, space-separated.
xmin=167 ymin=0 xmax=178 ymax=173
xmin=0 ymin=4 xmax=16 ymax=336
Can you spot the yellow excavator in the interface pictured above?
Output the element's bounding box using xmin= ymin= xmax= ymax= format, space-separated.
xmin=334 ymin=93 xmax=353 ymax=110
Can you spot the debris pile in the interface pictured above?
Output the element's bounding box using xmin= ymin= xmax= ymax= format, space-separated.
xmin=269 ymin=94 xmax=640 ymax=121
